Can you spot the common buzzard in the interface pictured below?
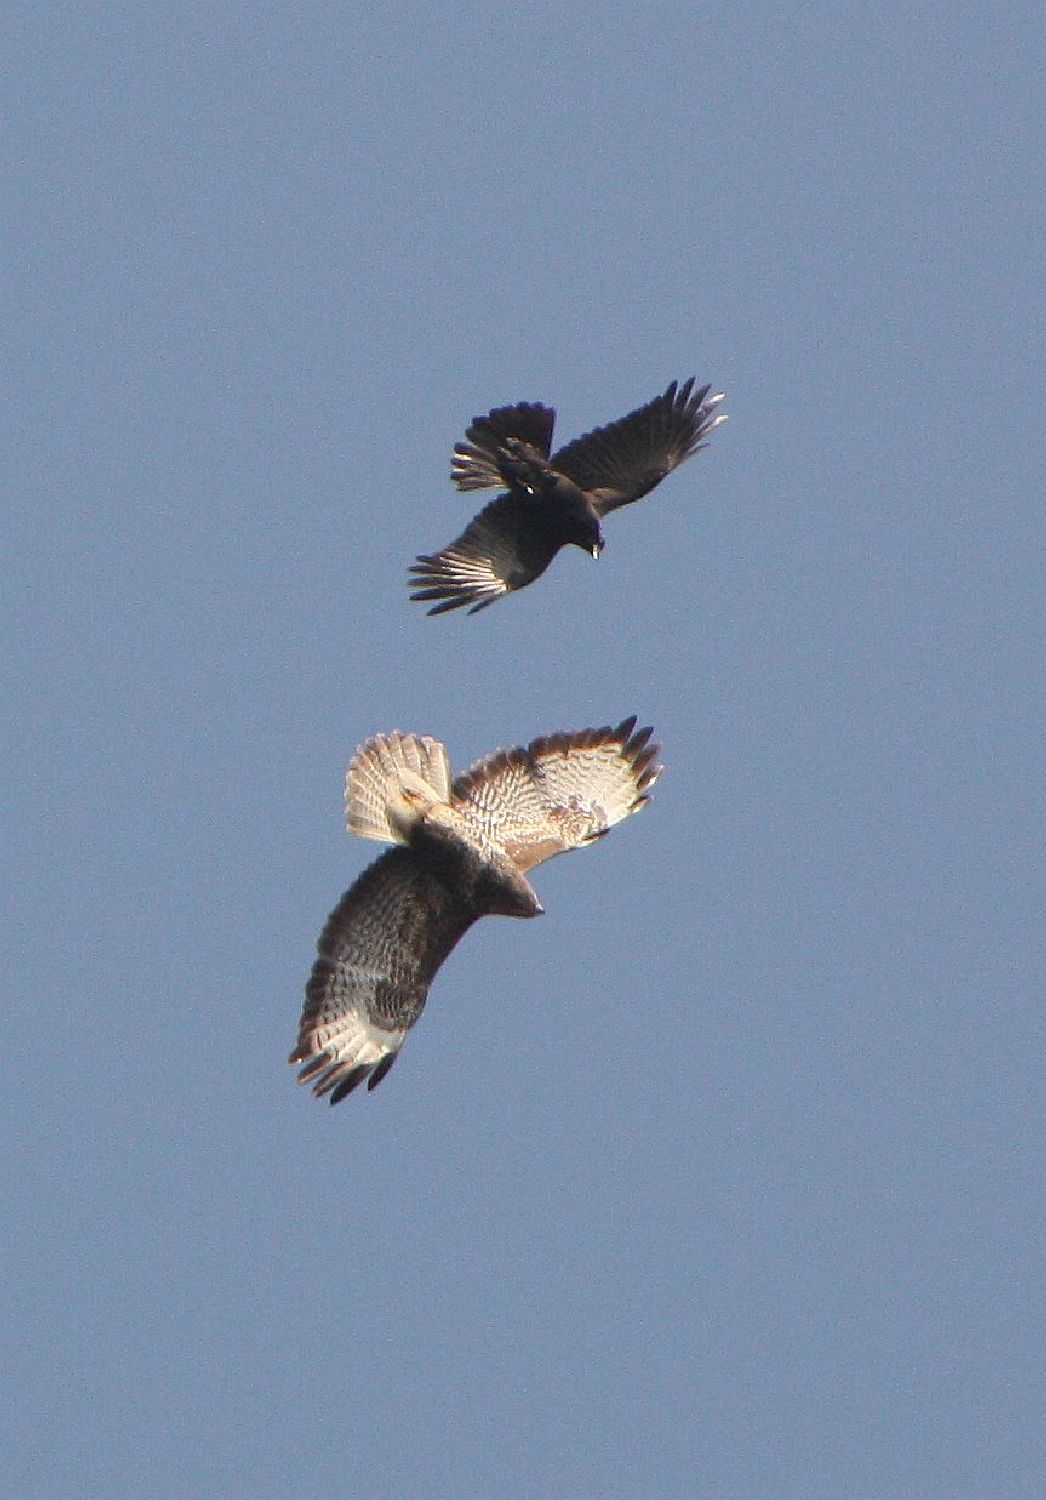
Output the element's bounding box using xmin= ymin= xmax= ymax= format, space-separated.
xmin=409 ymin=378 xmax=726 ymax=614
xmin=291 ymin=717 xmax=662 ymax=1103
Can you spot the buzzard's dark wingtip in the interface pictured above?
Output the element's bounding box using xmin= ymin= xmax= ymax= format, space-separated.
xmin=612 ymin=715 xmax=663 ymax=796
xmin=329 ymin=1064 xmax=372 ymax=1104
xmin=292 ymin=1049 xmax=327 ymax=1079
xmin=367 ymin=1052 xmax=399 ymax=1091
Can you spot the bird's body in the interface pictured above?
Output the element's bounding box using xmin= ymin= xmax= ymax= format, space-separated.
xmin=410 ymin=378 xmax=726 ymax=614
xmin=406 ymin=803 xmax=545 ymax=920
xmin=291 ymin=717 xmax=661 ymax=1103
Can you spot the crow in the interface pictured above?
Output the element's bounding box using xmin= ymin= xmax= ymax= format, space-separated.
xmin=409 ymin=378 xmax=726 ymax=615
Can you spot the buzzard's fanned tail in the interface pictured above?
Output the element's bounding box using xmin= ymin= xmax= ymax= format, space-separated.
xmin=346 ymin=732 xmax=453 ymax=844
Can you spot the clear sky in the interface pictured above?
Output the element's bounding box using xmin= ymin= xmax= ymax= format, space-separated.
xmin=6 ymin=3 xmax=1042 ymax=1497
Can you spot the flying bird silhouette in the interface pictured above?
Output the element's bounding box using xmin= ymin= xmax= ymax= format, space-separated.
xmin=409 ymin=378 xmax=726 ymax=614
xmin=291 ymin=717 xmax=662 ymax=1103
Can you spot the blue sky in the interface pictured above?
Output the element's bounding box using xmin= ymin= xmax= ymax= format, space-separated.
xmin=6 ymin=3 xmax=1042 ymax=1496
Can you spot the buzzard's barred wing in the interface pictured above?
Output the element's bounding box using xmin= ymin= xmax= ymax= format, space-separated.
xmin=290 ymin=848 xmax=477 ymax=1103
xmin=453 ymin=716 xmax=662 ymax=874
xmin=409 ymin=491 xmax=560 ymax=614
xmin=451 ymin=403 xmax=556 ymax=491
xmin=552 ymin=379 xmax=727 ymax=516
xmin=346 ymin=731 xmax=453 ymax=844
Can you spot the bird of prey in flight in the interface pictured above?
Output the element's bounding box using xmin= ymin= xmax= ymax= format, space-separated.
xmin=291 ymin=717 xmax=662 ymax=1103
xmin=409 ymin=378 xmax=726 ymax=614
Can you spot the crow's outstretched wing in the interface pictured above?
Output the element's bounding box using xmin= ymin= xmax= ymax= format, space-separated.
xmin=552 ymin=379 xmax=726 ymax=516
xmin=409 ymin=491 xmax=563 ymax=614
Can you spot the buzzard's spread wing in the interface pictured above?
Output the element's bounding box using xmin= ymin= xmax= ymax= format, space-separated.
xmin=409 ymin=491 xmax=562 ymax=614
xmin=552 ymin=378 xmax=727 ymax=516
xmin=451 ymin=403 xmax=556 ymax=491
xmin=452 ymin=717 xmax=662 ymax=873
xmin=290 ymin=847 xmax=476 ymax=1103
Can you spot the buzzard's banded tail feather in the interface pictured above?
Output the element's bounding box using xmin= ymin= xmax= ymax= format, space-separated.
xmin=346 ymin=732 xmax=453 ymax=844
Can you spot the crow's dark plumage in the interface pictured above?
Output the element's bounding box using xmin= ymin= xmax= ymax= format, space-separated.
xmin=409 ymin=378 xmax=727 ymax=615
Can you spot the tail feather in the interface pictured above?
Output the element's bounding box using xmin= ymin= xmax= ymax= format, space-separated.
xmin=346 ymin=732 xmax=453 ymax=844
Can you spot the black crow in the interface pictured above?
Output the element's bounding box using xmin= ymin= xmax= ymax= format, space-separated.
xmin=409 ymin=378 xmax=726 ymax=615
